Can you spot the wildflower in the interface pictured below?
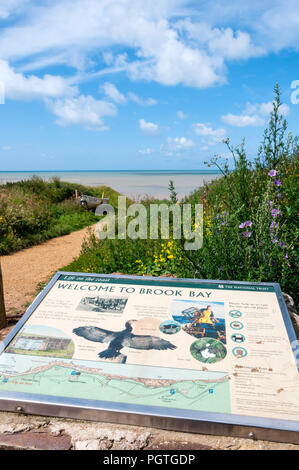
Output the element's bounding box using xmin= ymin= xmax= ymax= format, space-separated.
xmin=285 ymin=253 xmax=288 ymax=259
xmin=167 ymin=254 xmax=174 ymax=259
xmin=239 ymin=221 xmax=252 ymax=229
xmin=272 ymin=237 xmax=279 ymax=244
xmin=277 ymin=193 xmax=282 ymax=199
xmin=271 ymin=208 xmax=281 ymax=217
xmin=219 ymin=266 xmax=223 ymax=271
xmin=243 ymin=231 xmax=252 ymax=238
xmin=268 ymin=169 xmax=277 ymax=177
xmin=274 ymin=179 xmax=281 ymax=187
xmin=270 ymin=221 xmax=278 ymax=231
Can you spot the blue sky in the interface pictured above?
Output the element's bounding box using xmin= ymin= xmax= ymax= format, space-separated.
xmin=0 ymin=0 xmax=299 ymax=171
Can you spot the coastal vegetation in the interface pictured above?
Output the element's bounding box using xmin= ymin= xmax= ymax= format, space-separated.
xmin=0 ymin=178 xmax=121 ymax=255
xmin=63 ymin=85 xmax=299 ymax=304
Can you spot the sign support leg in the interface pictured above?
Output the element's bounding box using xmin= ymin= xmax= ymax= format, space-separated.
xmin=0 ymin=260 xmax=6 ymax=329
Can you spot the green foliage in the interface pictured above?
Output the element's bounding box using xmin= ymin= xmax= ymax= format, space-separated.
xmin=62 ymin=85 xmax=299 ymax=306
xmin=0 ymin=178 xmax=121 ymax=254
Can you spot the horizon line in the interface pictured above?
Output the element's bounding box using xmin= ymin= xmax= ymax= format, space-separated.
xmin=0 ymin=169 xmax=223 ymax=173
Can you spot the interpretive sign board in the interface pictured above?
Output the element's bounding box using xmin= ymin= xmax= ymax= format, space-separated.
xmin=0 ymin=272 xmax=298 ymax=443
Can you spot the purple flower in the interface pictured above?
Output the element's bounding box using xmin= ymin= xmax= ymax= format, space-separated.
xmin=239 ymin=221 xmax=252 ymax=229
xmin=270 ymin=221 xmax=278 ymax=231
xmin=277 ymin=193 xmax=282 ymax=199
xmin=268 ymin=169 xmax=277 ymax=177
xmin=219 ymin=266 xmax=223 ymax=271
xmin=271 ymin=208 xmax=281 ymax=218
xmin=285 ymin=253 xmax=288 ymax=259
xmin=274 ymin=179 xmax=281 ymax=187
xmin=272 ymin=237 xmax=279 ymax=244
xmin=243 ymin=231 xmax=252 ymax=238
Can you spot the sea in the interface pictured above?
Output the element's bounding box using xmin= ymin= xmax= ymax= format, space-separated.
xmin=0 ymin=170 xmax=222 ymax=199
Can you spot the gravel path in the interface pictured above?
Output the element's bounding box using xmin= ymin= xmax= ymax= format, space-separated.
xmin=0 ymin=225 xmax=95 ymax=334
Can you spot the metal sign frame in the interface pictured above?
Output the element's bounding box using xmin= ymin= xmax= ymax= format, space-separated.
xmin=0 ymin=272 xmax=298 ymax=444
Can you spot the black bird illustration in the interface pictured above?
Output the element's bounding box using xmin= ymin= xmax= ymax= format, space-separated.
xmin=73 ymin=320 xmax=176 ymax=360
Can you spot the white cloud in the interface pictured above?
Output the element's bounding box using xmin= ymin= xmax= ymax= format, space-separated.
xmin=0 ymin=0 xmax=264 ymax=90
xmin=0 ymin=0 xmax=298 ymax=133
xmin=259 ymin=101 xmax=290 ymax=116
xmin=0 ymin=0 xmax=28 ymax=19
xmin=167 ymin=136 xmax=194 ymax=150
xmin=222 ymin=113 xmax=264 ymax=127
xmin=0 ymin=0 xmax=298 ymax=95
xmin=176 ymin=19 xmax=264 ymax=60
xmin=138 ymin=147 xmax=153 ymax=155
xmin=102 ymin=82 xmax=127 ymax=104
xmin=2 ymin=145 xmax=12 ymax=151
xmin=177 ymin=110 xmax=187 ymax=120
xmin=222 ymin=100 xmax=290 ymax=127
xmin=161 ymin=136 xmax=194 ymax=156
xmin=127 ymin=92 xmax=157 ymax=106
xmin=192 ymin=123 xmax=226 ymax=145
xmin=139 ymin=118 xmax=160 ymax=135
xmin=0 ymin=59 xmax=76 ymax=101
xmin=46 ymin=95 xmax=117 ymax=130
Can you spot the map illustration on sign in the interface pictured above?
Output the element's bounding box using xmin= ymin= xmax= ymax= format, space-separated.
xmin=0 ymin=272 xmax=298 ymax=442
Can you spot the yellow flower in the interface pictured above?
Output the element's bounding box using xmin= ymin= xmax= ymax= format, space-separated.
xmin=167 ymin=254 xmax=174 ymax=259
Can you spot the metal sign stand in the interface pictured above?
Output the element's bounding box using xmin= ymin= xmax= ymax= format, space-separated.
xmin=0 ymin=261 xmax=6 ymax=329
xmin=0 ymin=272 xmax=298 ymax=444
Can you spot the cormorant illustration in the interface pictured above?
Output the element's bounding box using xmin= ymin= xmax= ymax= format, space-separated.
xmin=73 ymin=320 xmax=176 ymax=360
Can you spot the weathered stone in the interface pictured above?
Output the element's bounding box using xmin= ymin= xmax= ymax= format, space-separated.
xmin=145 ymin=439 xmax=216 ymax=450
xmin=0 ymin=431 xmax=71 ymax=450
xmin=0 ymin=411 xmax=297 ymax=450
xmin=74 ymin=439 xmax=112 ymax=450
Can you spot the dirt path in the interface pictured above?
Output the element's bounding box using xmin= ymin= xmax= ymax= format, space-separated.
xmin=1 ymin=224 xmax=95 ymax=324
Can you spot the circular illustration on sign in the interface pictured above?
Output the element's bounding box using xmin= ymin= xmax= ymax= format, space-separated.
xmin=229 ymin=310 xmax=242 ymax=318
xmin=230 ymin=321 xmax=244 ymax=330
xmin=231 ymin=333 xmax=246 ymax=343
xmin=232 ymin=347 xmax=248 ymax=358
xmin=190 ymin=338 xmax=227 ymax=364
xmin=159 ymin=320 xmax=181 ymax=335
